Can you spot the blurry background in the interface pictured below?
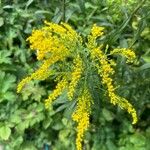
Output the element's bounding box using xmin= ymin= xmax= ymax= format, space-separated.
xmin=0 ymin=0 xmax=150 ymax=150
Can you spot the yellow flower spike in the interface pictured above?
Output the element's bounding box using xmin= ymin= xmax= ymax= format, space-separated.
xmin=91 ymin=24 xmax=104 ymax=38
xmin=61 ymin=22 xmax=83 ymax=47
xmin=109 ymin=59 xmax=117 ymax=67
xmin=68 ymin=56 xmax=83 ymax=100
xmin=87 ymin=24 xmax=138 ymax=125
xmin=44 ymin=20 xmax=67 ymax=34
xmin=91 ymin=47 xmax=137 ymax=124
xmin=61 ymin=22 xmax=78 ymax=38
xmin=116 ymin=96 xmax=138 ymax=124
xmin=17 ymin=55 xmax=63 ymax=93
xmin=17 ymin=76 xmax=32 ymax=93
xmin=30 ymin=58 xmax=56 ymax=80
xmin=126 ymin=104 xmax=138 ymax=124
xmin=72 ymin=89 xmax=92 ymax=150
xmin=45 ymin=78 xmax=68 ymax=109
xmin=110 ymin=48 xmax=136 ymax=63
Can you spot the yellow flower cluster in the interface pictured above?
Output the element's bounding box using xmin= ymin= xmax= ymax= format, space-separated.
xmin=18 ymin=21 xmax=81 ymax=93
xmin=68 ymin=56 xmax=82 ymax=100
xmin=45 ymin=78 xmax=68 ymax=109
xmin=87 ymin=25 xmax=138 ymax=124
xmin=117 ymin=97 xmax=138 ymax=124
xmin=110 ymin=48 xmax=136 ymax=63
xmin=72 ymin=89 xmax=92 ymax=150
xmin=27 ymin=24 xmax=68 ymax=61
xmin=91 ymin=24 xmax=104 ymax=38
xmin=17 ymin=21 xmax=138 ymax=150
xmin=60 ymin=22 xmax=81 ymax=43
xmin=17 ymin=56 xmax=60 ymax=93
xmin=87 ymin=25 xmax=104 ymax=49
xmin=17 ymin=76 xmax=32 ymax=93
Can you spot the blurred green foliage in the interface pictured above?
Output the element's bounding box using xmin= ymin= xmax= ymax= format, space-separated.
xmin=0 ymin=0 xmax=149 ymax=149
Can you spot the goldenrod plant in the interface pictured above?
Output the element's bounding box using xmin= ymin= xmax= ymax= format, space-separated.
xmin=17 ymin=21 xmax=138 ymax=150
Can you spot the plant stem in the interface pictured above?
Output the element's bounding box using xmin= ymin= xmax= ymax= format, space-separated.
xmin=62 ymin=0 xmax=66 ymax=22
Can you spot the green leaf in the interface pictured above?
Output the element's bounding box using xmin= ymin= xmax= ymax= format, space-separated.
xmin=63 ymin=101 xmax=76 ymax=119
xmin=0 ymin=72 xmax=16 ymax=92
xmin=36 ymin=103 xmax=44 ymax=112
xmin=0 ymin=125 xmax=11 ymax=140
xmin=43 ymin=118 xmax=52 ymax=129
xmin=53 ymin=90 xmax=68 ymax=104
xmin=106 ymin=139 xmax=117 ymax=150
xmin=52 ymin=8 xmax=62 ymax=23
xmin=77 ymin=0 xmax=85 ymax=12
xmin=65 ymin=9 xmax=75 ymax=22
xmin=142 ymin=56 xmax=150 ymax=63
xmin=25 ymin=0 xmax=34 ymax=9
xmin=16 ymin=120 xmax=30 ymax=133
xmin=102 ymin=108 xmax=114 ymax=121
xmin=35 ymin=10 xmax=51 ymax=15
xmin=0 ymin=50 xmax=11 ymax=64
xmin=3 ymin=5 xmax=14 ymax=9
xmin=3 ymin=91 xmax=16 ymax=101
xmin=29 ymin=113 xmax=45 ymax=126
xmin=10 ymin=114 xmax=22 ymax=124
xmin=11 ymin=136 xmax=23 ymax=148
xmin=130 ymin=133 xmax=146 ymax=146
xmin=0 ymin=17 xmax=4 ymax=27
xmin=20 ymin=142 xmax=37 ymax=150
xmin=138 ymin=63 xmax=150 ymax=71
xmin=59 ymin=129 xmax=70 ymax=140
xmin=52 ymin=122 xmax=64 ymax=130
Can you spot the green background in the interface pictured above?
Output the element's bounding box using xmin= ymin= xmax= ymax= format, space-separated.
xmin=0 ymin=0 xmax=150 ymax=149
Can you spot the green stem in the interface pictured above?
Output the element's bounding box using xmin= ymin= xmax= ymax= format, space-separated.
xmin=62 ymin=0 xmax=66 ymax=22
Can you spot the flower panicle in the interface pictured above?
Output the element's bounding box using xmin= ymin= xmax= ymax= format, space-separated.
xmin=88 ymin=24 xmax=138 ymax=124
xmin=27 ymin=21 xmax=82 ymax=61
xmin=72 ymin=89 xmax=92 ymax=150
xmin=18 ymin=22 xmax=138 ymax=150
xmin=18 ymin=22 xmax=80 ymax=92
xmin=68 ymin=55 xmax=83 ymax=100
